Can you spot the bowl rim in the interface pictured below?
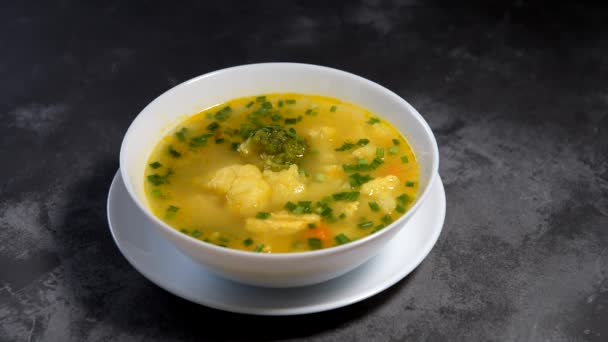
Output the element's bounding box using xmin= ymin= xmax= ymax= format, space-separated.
xmin=119 ymin=62 xmax=439 ymax=260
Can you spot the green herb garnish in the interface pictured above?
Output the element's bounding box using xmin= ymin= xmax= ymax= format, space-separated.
xmin=367 ymin=117 xmax=380 ymax=125
xmin=285 ymin=99 xmax=296 ymax=105
xmin=255 ymin=212 xmax=271 ymax=219
xmin=175 ymin=128 xmax=187 ymax=141
xmin=168 ymin=145 xmax=181 ymax=158
xmin=401 ymin=155 xmax=409 ymax=163
xmin=332 ymin=192 xmax=360 ymax=201
xmin=388 ymin=146 xmax=399 ymax=154
xmin=254 ymin=244 xmax=265 ymax=252
xmin=308 ymin=223 xmax=317 ymax=229
xmin=308 ymin=238 xmax=322 ymax=249
xmin=149 ymin=161 xmax=162 ymax=169
xmin=246 ymin=101 xmax=254 ymax=108
xmin=358 ymin=221 xmax=374 ymax=228
xmin=405 ymin=181 xmax=415 ymax=187
xmin=243 ymin=238 xmax=254 ymax=246
xmin=376 ymin=147 xmax=384 ymax=158
xmin=256 ymin=95 xmax=266 ymax=102
xmin=330 ymin=105 xmax=337 ymax=112
xmin=392 ymin=138 xmax=400 ymax=145
xmin=349 ymin=173 xmax=374 ymax=187
xmin=335 ymin=234 xmax=350 ymax=244
xmin=214 ymin=106 xmax=232 ymax=121
xmin=207 ymin=122 xmax=220 ymax=131
xmin=368 ymin=202 xmax=380 ymax=212
xmin=284 ymin=118 xmax=297 ymax=125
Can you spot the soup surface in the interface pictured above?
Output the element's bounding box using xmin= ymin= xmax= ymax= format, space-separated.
xmin=144 ymin=93 xmax=419 ymax=253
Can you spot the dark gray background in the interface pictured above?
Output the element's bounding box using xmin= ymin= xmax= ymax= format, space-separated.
xmin=1 ymin=0 xmax=607 ymax=341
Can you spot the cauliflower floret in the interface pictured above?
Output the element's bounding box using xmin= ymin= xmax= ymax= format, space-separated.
xmin=360 ymin=175 xmax=400 ymax=213
xmin=333 ymin=201 xmax=360 ymax=219
xmin=262 ymin=164 xmax=305 ymax=207
xmin=206 ymin=164 xmax=271 ymax=216
xmin=351 ymin=144 xmax=377 ymax=161
xmin=245 ymin=211 xmax=321 ymax=235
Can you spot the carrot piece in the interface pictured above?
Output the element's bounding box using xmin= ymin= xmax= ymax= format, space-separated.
xmin=382 ymin=163 xmax=405 ymax=177
xmin=306 ymin=224 xmax=332 ymax=240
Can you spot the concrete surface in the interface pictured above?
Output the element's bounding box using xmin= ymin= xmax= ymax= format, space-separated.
xmin=1 ymin=1 xmax=606 ymax=341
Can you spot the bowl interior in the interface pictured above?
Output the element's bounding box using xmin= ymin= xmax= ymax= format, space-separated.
xmin=120 ymin=63 xmax=438 ymax=230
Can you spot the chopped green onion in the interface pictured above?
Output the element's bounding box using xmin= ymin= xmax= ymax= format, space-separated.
xmin=401 ymin=155 xmax=409 ymax=163
xmin=332 ymin=192 xmax=360 ymax=201
xmin=367 ymin=117 xmax=380 ymax=125
xmin=285 ymin=99 xmax=296 ymax=105
xmin=381 ymin=214 xmax=393 ymax=224
xmin=349 ymin=173 xmax=374 ymax=187
xmin=180 ymin=228 xmax=189 ymax=234
xmin=214 ymin=106 xmax=232 ymax=121
xmin=243 ymin=238 xmax=254 ymax=246
xmin=231 ymin=142 xmax=240 ymax=151
xmin=175 ymin=127 xmax=187 ymax=141
xmin=284 ymin=201 xmax=297 ymax=211
xmin=246 ymin=101 xmax=254 ymax=108
xmin=314 ymin=173 xmax=326 ymax=182
xmin=320 ymin=207 xmax=333 ymax=217
xmin=330 ymin=105 xmax=337 ymax=112
xmin=147 ymin=174 xmax=166 ymax=185
xmin=278 ymin=100 xmax=284 ymax=108
xmin=406 ymin=181 xmax=415 ymax=187
xmin=358 ymin=221 xmax=374 ymax=228
xmin=151 ymin=189 xmax=164 ymax=197
xmin=256 ymin=95 xmax=266 ymax=102
xmin=271 ymin=113 xmax=282 ymax=121
xmin=339 ymin=213 xmax=346 ymax=219
xmin=215 ymin=138 xmax=225 ymax=144
xmin=335 ymin=234 xmax=350 ymax=244
xmin=284 ymin=118 xmax=297 ymax=124
xmin=397 ymin=193 xmax=411 ymax=204
xmin=388 ymin=146 xmax=399 ymax=154
xmin=254 ymin=244 xmax=265 ymax=252
xmin=192 ymin=230 xmax=202 ymax=238
xmin=255 ymin=212 xmax=271 ymax=219
xmin=168 ymin=145 xmax=181 ymax=158
xmin=368 ymin=202 xmax=380 ymax=212
xmin=207 ymin=122 xmax=220 ymax=131
xmin=308 ymin=238 xmax=322 ymax=249
xmin=357 ymin=138 xmax=370 ymax=146
xmin=376 ymin=147 xmax=384 ymax=158
xmin=167 ymin=205 xmax=180 ymax=213
xmin=149 ymin=161 xmax=162 ymax=169
xmin=308 ymin=223 xmax=317 ymax=229
xmin=395 ymin=204 xmax=406 ymax=213
xmin=335 ymin=142 xmax=355 ymax=151
xmin=392 ymin=138 xmax=400 ymax=145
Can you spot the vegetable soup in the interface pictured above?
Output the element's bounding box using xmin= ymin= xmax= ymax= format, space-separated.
xmin=144 ymin=93 xmax=419 ymax=253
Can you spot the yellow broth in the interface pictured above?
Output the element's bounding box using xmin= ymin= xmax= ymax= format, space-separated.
xmin=144 ymin=93 xmax=419 ymax=253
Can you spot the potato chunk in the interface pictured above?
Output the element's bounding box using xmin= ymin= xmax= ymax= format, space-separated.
xmin=206 ymin=164 xmax=271 ymax=216
xmin=262 ymin=164 xmax=305 ymax=207
xmin=351 ymin=144 xmax=377 ymax=161
xmin=360 ymin=175 xmax=400 ymax=213
xmin=245 ymin=211 xmax=321 ymax=235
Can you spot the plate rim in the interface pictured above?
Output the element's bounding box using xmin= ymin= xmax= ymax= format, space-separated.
xmin=106 ymin=170 xmax=446 ymax=315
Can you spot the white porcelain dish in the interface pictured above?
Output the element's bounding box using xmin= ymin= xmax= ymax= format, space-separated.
xmin=119 ymin=63 xmax=440 ymax=287
xmin=107 ymin=171 xmax=445 ymax=315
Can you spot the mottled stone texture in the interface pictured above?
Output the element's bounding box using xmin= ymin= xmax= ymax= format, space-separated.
xmin=1 ymin=0 xmax=606 ymax=341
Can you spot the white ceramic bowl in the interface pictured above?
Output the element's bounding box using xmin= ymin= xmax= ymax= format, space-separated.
xmin=120 ymin=63 xmax=439 ymax=288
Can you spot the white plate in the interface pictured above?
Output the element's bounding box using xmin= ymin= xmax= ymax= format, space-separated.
xmin=107 ymin=171 xmax=445 ymax=315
